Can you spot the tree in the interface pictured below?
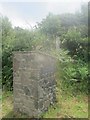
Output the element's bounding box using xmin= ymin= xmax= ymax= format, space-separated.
xmin=2 ymin=17 xmax=15 ymax=90
xmin=38 ymin=13 xmax=61 ymax=50
xmin=13 ymin=27 xmax=33 ymax=51
xmin=39 ymin=13 xmax=61 ymax=37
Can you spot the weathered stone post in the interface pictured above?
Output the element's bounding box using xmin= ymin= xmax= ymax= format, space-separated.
xmin=13 ymin=51 xmax=56 ymax=118
xmin=56 ymin=37 xmax=60 ymax=50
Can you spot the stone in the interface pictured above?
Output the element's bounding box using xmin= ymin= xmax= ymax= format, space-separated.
xmin=13 ymin=51 xmax=57 ymax=118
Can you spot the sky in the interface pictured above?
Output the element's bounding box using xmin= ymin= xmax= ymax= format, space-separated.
xmin=0 ymin=0 xmax=89 ymax=29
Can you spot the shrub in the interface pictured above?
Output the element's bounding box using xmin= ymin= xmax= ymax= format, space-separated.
xmin=54 ymin=50 xmax=88 ymax=95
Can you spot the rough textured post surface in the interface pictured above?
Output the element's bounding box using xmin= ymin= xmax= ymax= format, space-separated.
xmin=13 ymin=51 xmax=56 ymax=117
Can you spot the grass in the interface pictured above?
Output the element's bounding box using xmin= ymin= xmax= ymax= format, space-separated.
xmin=2 ymin=91 xmax=28 ymax=118
xmin=43 ymin=93 xmax=88 ymax=118
xmin=43 ymin=80 xmax=88 ymax=118
xmin=2 ymin=91 xmax=13 ymax=118
xmin=0 ymin=91 xmax=2 ymax=118
xmin=1 ymin=82 xmax=88 ymax=118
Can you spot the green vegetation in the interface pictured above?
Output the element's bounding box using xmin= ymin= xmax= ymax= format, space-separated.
xmin=1 ymin=3 xmax=89 ymax=118
xmin=43 ymin=93 xmax=88 ymax=118
xmin=2 ymin=91 xmax=13 ymax=118
xmin=2 ymin=90 xmax=88 ymax=118
xmin=2 ymin=91 xmax=28 ymax=118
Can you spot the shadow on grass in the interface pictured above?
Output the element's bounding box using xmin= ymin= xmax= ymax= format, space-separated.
xmin=2 ymin=111 xmax=15 ymax=118
xmin=2 ymin=110 xmax=31 ymax=119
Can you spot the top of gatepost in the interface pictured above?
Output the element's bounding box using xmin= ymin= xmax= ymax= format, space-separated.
xmin=13 ymin=50 xmax=58 ymax=60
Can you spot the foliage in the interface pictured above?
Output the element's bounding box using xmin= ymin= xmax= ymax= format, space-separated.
xmin=1 ymin=4 xmax=89 ymax=119
xmin=56 ymin=51 xmax=88 ymax=94
xmin=38 ymin=13 xmax=61 ymax=37
xmin=2 ymin=18 xmax=33 ymax=90
xmin=1 ymin=3 xmax=89 ymax=94
xmin=13 ymin=27 xmax=33 ymax=51
xmin=2 ymin=91 xmax=88 ymax=118
xmin=2 ymin=17 xmax=15 ymax=90
xmin=62 ymin=27 xmax=88 ymax=62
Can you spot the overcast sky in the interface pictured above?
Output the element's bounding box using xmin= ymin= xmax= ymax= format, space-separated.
xmin=0 ymin=0 xmax=89 ymax=29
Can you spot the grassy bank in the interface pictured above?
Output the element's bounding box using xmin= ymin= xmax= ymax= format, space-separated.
xmin=1 ymin=89 xmax=88 ymax=118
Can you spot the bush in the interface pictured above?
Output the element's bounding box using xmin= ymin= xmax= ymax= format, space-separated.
xmin=55 ymin=50 xmax=88 ymax=95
